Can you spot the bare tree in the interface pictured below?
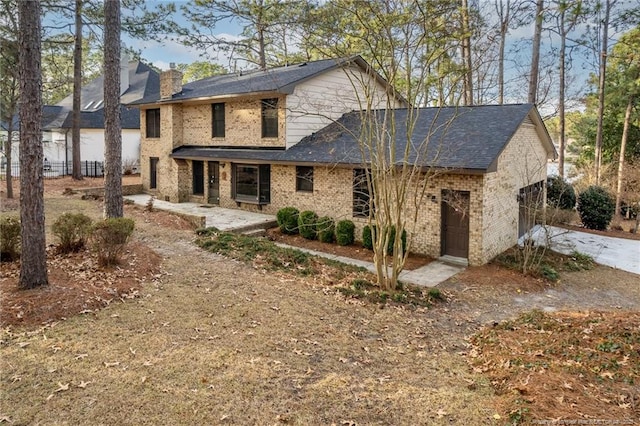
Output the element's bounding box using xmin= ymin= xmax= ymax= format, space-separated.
xmin=103 ymin=0 xmax=122 ymax=218
xmin=594 ymin=0 xmax=612 ymax=185
xmin=460 ymin=0 xmax=474 ymax=105
xmin=71 ymin=0 xmax=83 ymax=180
xmin=554 ymin=0 xmax=584 ymax=178
xmin=615 ymin=97 xmax=633 ymax=216
xmin=528 ymin=0 xmax=544 ymax=104
xmin=18 ymin=0 xmax=48 ymax=289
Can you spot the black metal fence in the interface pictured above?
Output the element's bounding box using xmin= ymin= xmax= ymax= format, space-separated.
xmin=1 ymin=160 xmax=104 ymax=179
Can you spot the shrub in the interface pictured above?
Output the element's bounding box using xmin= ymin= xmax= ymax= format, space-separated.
xmin=335 ymin=220 xmax=355 ymax=246
xmin=0 ymin=216 xmax=20 ymax=261
xmin=298 ymin=210 xmax=318 ymax=240
xmin=362 ymin=225 xmax=407 ymax=254
xmin=317 ymin=216 xmax=335 ymax=243
xmin=52 ymin=213 xmax=93 ymax=253
xmin=91 ymin=217 xmax=135 ymax=266
xmin=546 ymin=206 xmax=577 ymax=226
xmin=386 ymin=226 xmax=407 ymax=255
xmin=276 ymin=207 xmax=299 ymax=235
xmin=577 ymin=186 xmax=615 ymax=230
xmin=362 ymin=225 xmax=374 ymax=250
xmin=547 ymin=175 xmax=576 ymax=210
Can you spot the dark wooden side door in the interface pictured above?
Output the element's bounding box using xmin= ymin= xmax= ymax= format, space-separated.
xmin=441 ymin=190 xmax=470 ymax=258
xmin=208 ymin=161 xmax=220 ymax=204
xmin=149 ymin=157 xmax=158 ymax=189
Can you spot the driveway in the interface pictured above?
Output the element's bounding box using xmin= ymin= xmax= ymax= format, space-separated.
xmin=531 ymin=225 xmax=640 ymax=274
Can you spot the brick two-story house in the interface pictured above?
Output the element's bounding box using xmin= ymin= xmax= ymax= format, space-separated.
xmin=132 ymin=57 xmax=555 ymax=265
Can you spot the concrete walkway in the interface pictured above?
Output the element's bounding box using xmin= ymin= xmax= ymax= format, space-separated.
xmin=125 ymin=194 xmax=277 ymax=232
xmin=275 ymin=243 xmax=464 ymax=287
xmin=530 ymin=225 xmax=640 ymax=275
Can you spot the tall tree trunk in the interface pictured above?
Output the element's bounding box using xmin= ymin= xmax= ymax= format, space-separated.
xmin=558 ymin=7 xmax=566 ymax=178
xmin=5 ymin=125 xmax=14 ymax=199
xmin=496 ymin=0 xmax=510 ymax=104
xmin=72 ymin=0 xmax=83 ymax=180
xmin=614 ymin=97 xmax=633 ymax=216
xmin=498 ymin=23 xmax=506 ymax=104
xmin=18 ymin=0 xmax=48 ymax=289
xmin=460 ymin=0 xmax=473 ymax=105
xmin=528 ymin=0 xmax=544 ymax=104
xmin=594 ymin=0 xmax=610 ymax=185
xmin=103 ymin=0 xmax=122 ymax=218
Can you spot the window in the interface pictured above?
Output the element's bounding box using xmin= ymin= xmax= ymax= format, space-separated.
xmin=149 ymin=157 xmax=159 ymax=189
xmin=296 ymin=166 xmax=313 ymax=192
xmin=193 ymin=160 xmax=204 ymax=195
xmin=261 ymin=98 xmax=278 ymax=138
xmin=146 ymin=108 xmax=160 ymax=138
xmin=233 ymin=164 xmax=271 ymax=204
xmin=353 ymin=168 xmax=371 ymax=217
xmin=212 ymin=103 xmax=225 ymax=137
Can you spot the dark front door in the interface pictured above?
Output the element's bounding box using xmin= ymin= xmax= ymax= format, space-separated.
xmin=208 ymin=161 xmax=219 ymax=204
xmin=441 ymin=190 xmax=470 ymax=258
xmin=150 ymin=157 xmax=159 ymax=189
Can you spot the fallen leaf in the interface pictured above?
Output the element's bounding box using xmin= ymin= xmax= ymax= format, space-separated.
xmin=77 ymin=381 xmax=91 ymax=389
xmin=436 ymin=408 xmax=447 ymax=418
xmin=104 ymin=361 xmax=120 ymax=367
xmin=17 ymin=342 xmax=29 ymax=348
xmin=75 ymin=353 xmax=88 ymax=360
xmin=54 ymin=382 xmax=69 ymax=393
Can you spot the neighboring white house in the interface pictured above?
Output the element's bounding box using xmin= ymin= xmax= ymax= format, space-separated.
xmin=2 ymin=59 xmax=159 ymax=176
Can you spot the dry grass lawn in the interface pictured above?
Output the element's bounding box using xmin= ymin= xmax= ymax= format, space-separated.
xmin=1 ymin=177 xmax=639 ymax=424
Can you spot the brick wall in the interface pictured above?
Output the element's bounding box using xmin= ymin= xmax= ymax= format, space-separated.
xmin=140 ymin=104 xmax=184 ymax=202
xmin=180 ymin=96 xmax=287 ymax=148
xmin=481 ymin=123 xmax=549 ymax=263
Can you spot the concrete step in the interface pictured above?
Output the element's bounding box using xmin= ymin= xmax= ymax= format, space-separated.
xmin=242 ymin=228 xmax=267 ymax=237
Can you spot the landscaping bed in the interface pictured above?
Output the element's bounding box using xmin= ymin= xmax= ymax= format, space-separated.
xmin=266 ymin=226 xmax=433 ymax=270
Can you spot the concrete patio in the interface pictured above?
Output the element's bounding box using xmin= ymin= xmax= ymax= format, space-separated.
xmin=124 ymin=194 xmax=277 ymax=232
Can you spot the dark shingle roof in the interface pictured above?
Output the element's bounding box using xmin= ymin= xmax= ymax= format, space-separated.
xmin=131 ymin=56 xmax=374 ymax=105
xmin=43 ymin=61 xmax=158 ymax=130
xmin=172 ymin=104 xmax=553 ymax=172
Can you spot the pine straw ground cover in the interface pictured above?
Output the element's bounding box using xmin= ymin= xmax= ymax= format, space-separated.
xmin=468 ymin=310 xmax=640 ymax=424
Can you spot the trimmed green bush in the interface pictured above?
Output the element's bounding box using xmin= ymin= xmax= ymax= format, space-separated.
xmin=91 ymin=217 xmax=135 ymax=266
xmin=0 ymin=216 xmax=20 ymax=261
xmin=317 ymin=216 xmax=335 ymax=243
xmin=52 ymin=212 xmax=93 ymax=253
xmin=386 ymin=226 xmax=407 ymax=255
xmin=577 ymin=186 xmax=615 ymax=231
xmin=276 ymin=207 xmax=299 ymax=235
xmin=362 ymin=225 xmax=407 ymax=255
xmin=298 ymin=210 xmax=319 ymax=240
xmin=362 ymin=225 xmax=374 ymax=250
xmin=547 ymin=176 xmax=576 ymax=210
xmin=335 ymin=220 xmax=355 ymax=246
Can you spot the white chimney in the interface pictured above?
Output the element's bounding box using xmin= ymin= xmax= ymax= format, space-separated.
xmin=120 ymin=53 xmax=130 ymax=95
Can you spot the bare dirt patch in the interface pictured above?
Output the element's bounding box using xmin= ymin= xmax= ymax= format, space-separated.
xmin=468 ymin=310 xmax=640 ymax=424
xmin=266 ymin=227 xmax=433 ymax=270
xmin=0 ymin=242 xmax=160 ymax=327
